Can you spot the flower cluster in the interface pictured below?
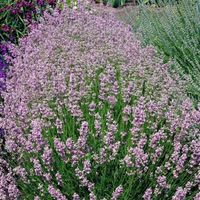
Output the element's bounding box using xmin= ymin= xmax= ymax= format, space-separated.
xmin=0 ymin=3 xmax=199 ymax=200
xmin=0 ymin=52 xmax=7 ymax=91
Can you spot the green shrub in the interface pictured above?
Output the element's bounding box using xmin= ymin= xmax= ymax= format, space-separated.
xmin=129 ymin=0 xmax=200 ymax=102
xmin=107 ymin=0 xmax=126 ymax=8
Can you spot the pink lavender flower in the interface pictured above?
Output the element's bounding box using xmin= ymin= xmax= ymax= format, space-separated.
xmin=42 ymin=145 xmax=53 ymax=166
xmin=143 ymin=188 xmax=152 ymax=200
xmin=72 ymin=193 xmax=80 ymax=200
xmin=31 ymin=119 xmax=45 ymax=151
xmin=157 ymin=175 xmax=170 ymax=189
xmin=54 ymin=138 xmax=66 ymax=159
xmin=56 ymin=118 xmax=63 ymax=134
xmin=13 ymin=166 xmax=27 ymax=182
xmin=190 ymin=140 xmax=200 ymax=166
xmin=0 ymin=166 xmax=19 ymax=200
xmin=55 ymin=172 xmax=63 ymax=186
xmin=194 ymin=192 xmax=200 ymax=200
xmin=31 ymin=158 xmax=43 ymax=176
xmin=89 ymin=192 xmax=97 ymax=200
xmin=66 ymin=138 xmax=74 ymax=151
xmin=8 ymin=183 xmax=20 ymax=199
xmin=34 ymin=196 xmax=40 ymax=200
xmin=129 ymin=146 xmax=148 ymax=171
xmin=89 ymin=101 xmax=96 ymax=112
xmin=83 ymin=160 xmax=91 ymax=174
xmin=150 ymin=129 xmax=166 ymax=148
xmin=107 ymin=95 xmax=117 ymax=106
xmin=123 ymin=105 xmax=132 ymax=122
xmin=43 ymin=173 xmax=52 ymax=182
xmin=122 ymin=155 xmax=133 ymax=167
xmin=172 ymin=187 xmax=187 ymax=200
xmin=133 ymin=97 xmax=146 ymax=128
xmin=48 ymin=185 xmax=67 ymax=200
xmin=111 ymin=185 xmax=123 ymax=200
xmin=123 ymin=81 xmax=134 ymax=103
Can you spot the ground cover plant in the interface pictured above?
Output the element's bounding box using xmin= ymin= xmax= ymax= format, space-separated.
xmin=0 ymin=2 xmax=200 ymax=200
xmin=127 ymin=0 xmax=200 ymax=102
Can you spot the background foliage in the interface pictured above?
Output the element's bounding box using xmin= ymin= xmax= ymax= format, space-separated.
xmin=126 ymin=0 xmax=200 ymax=103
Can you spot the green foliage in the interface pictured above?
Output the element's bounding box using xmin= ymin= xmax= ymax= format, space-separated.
xmin=138 ymin=0 xmax=181 ymax=5
xmin=132 ymin=0 xmax=200 ymax=101
xmin=108 ymin=0 xmax=126 ymax=8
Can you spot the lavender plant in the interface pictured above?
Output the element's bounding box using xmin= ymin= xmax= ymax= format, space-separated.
xmin=0 ymin=0 xmax=54 ymax=101
xmin=0 ymin=4 xmax=200 ymax=200
xmin=129 ymin=0 xmax=200 ymax=102
xmin=0 ymin=0 xmax=71 ymax=92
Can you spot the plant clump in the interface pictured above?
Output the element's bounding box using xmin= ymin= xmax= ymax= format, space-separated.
xmin=134 ymin=0 xmax=200 ymax=101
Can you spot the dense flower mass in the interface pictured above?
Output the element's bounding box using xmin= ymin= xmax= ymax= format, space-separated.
xmin=0 ymin=0 xmax=62 ymax=96
xmin=0 ymin=3 xmax=199 ymax=200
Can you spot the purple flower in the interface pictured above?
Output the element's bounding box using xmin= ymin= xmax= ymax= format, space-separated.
xmin=72 ymin=193 xmax=80 ymax=200
xmin=31 ymin=158 xmax=43 ymax=176
xmin=37 ymin=0 xmax=45 ymax=6
xmin=89 ymin=192 xmax=97 ymax=200
xmin=11 ymin=9 xmax=17 ymax=15
xmin=1 ymin=25 xmax=10 ymax=32
xmin=133 ymin=97 xmax=146 ymax=128
xmin=42 ymin=145 xmax=53 ymax=166
xmin=55 ymin=172 xmax=63 ymax=186
xmin=0 ymin=128 xmax=5 ymax=138
xmin=111 ymin=185 xmax=123 ymax=200
xmin=143 ymin=188 xmax=152 ymax=200
xmin=54 ymin=138 xmax=66 ymax=159
xmin=0 ymin=71 xmax=6 ymax=79
xmin=194 ymin=192 xmax=200 ymax=200
xmin=0 ymin=44 xmax=8 ymax=55
xmin=157 ymin=175 xmax=169 ymax=189
xmin=48 ymin=185 xmax=67 ymax=200
xmin=172 ymin=187 xmax=187 ymax=200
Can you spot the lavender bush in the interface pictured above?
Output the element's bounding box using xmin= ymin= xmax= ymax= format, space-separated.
xmin=0 ymin=4 xmax=200 ymax=200
xmin=0 ymin=0 xmax=71 ymax=96
xmin=130 ymin=0 xmax=200 ymax=102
